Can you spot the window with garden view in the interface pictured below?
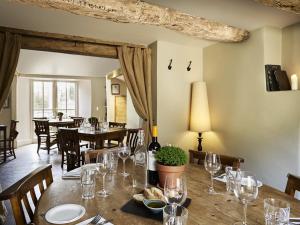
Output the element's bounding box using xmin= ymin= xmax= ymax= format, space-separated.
xmin=32 ymin=81 xmax=77 ymax=119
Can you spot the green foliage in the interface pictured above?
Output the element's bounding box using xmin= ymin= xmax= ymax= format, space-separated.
xmin=57 ymin=112 xmax=64 ymax=116
xmin=155 ymin=146 xmax=188 ymax=166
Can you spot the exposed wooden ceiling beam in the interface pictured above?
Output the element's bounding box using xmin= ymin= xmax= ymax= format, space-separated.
xmin=12 ymin=0 xmax=250 ymax=42
xmin=254 ymin=0 xmax=300 ymax=14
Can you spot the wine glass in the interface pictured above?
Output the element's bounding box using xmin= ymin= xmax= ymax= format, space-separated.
xmin=204 ymin=152 xmax=221 ymax=194
xmin=96 ymin=152 xmax=110 ymax=197
xmin=164 ymin=175 xmax=187 ymax=217
xmin=233 ymin=171 xmax=258 ymax=225
xmin=118 ymin=146 xmax=131 ymax=177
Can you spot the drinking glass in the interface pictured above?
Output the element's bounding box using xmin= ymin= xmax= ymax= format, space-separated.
xmin=163 ymin=205 xmax=188 ymax=225
xmin=96 ymin=152 xmax=110 ymax=197
xmin=204 ymin=152 xmax=221 ymax=194
xmin=81 ymin=165 xmax=96 ymax=199
xmin=225 ymin=166 xmax=235 ymax=194
xmin=118 ymin=146 xmax=131 ymax=177
xmin=164 ymin=175 xmax=187 ymax=217
xmin=233 ymin=171 xmax=258 ymax=225
xmin=108 ymin=151 xmax=119 ymax=174
xmin=264 ymin=198 xmax=290 ymax=225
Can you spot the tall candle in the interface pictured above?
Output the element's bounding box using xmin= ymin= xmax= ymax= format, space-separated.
xmin=291 ymin=74 xmax=298 ymax=90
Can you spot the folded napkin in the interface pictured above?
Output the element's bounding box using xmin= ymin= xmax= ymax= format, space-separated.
xmin=76 ymin=216 xmax=113 ymax=225
xmin=214 ymin=173 xmax=263 ymax=187
xmin=62 ymin=168 xmax=81 ymax=179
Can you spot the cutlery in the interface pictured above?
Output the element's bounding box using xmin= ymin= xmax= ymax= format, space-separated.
xmin=98 ymin=219 xmax=113 ymax=225
xmin=89 ymin=215 xmax=101 ymax=225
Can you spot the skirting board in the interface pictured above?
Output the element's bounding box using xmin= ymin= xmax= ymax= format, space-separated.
xmin=17 ymin=139 xmax=32 ymax=147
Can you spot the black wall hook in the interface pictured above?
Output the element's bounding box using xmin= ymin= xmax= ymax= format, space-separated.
xmin=168 ymin=59 xmax=173 ymax=70
xmin=187 ymin=61 xmax=192 ymax=71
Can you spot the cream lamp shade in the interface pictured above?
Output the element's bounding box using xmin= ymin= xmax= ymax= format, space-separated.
xmin=190 ymin=81 xmax=211 ymax=132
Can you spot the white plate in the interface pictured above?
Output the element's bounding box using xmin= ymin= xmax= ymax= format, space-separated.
xmin=45 ymin=204 xmax=86 ymax=224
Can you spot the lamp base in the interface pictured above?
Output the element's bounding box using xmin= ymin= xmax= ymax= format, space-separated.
xmin=197 ymin=132 xmax=203 ymax=152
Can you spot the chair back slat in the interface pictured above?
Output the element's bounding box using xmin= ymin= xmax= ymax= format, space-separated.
xmin=109 ymin=122 xmax=126 ymax=128
xmin=126 ymin=129 xmax=140 ymax=154
xmin=0 ymin=165 xmax=53 ymax=225
xmin=22 ymin=195 xmax=34 ymax=221
xmin=73 ymin=118 xmax=84 ymax=128
xmin=285 ymin=173 xmax=300 ymax=197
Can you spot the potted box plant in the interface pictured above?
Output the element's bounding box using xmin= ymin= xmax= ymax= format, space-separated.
xmin=155 ymin=146 xmax=188 ymax=187
xmin=57 ymin=112 xmax=64 ymax=121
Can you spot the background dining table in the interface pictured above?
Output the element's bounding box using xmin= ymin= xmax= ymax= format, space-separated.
xmin=48 ymin=119 xmax=74 ymax=127
xmin=33 ymin=162 xmax=300 ymax=225
xmin=78 ymin=128 xmax=127 ymax=149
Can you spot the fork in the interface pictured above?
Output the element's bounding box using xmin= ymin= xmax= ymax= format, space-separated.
xmin=98 ymin=219 xmax=113 ymax=225
xmin=89 ymin=215 xmax=101 ymax=225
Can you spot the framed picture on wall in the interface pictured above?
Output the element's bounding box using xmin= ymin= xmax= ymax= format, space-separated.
xmin=111 ymin=84 xmax=120 ymax=95
xmin=3 ymin=95 xmax=10 ymax=109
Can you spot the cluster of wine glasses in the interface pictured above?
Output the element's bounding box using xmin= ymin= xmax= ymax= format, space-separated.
xmin=204 ymin=152 xmax=259 ymax=225
xmin=92 ymin=145 xmax=131 ymax=198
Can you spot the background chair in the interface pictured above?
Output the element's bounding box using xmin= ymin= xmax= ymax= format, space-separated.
xmin=285 ymin=173 xmax=300 ymax=197
xmin=189 ymin=150 xmax=244 ymax=170
xmin=0 ymin=120 xmax=18 ymax=159
xmin=33 ymin=120 xmax=57 ymax=154
xmin=103 ymin=122 xmax=127 ymax=149
xmin=126 ymin=128 xmax=139 ymax=155
xmin=58 ymin=128 xmax=88 ymax=171
xmin=0 ymin=164 xmax=53 ymax=225
xmin=73 ymin=117 xmax=84 ymax=128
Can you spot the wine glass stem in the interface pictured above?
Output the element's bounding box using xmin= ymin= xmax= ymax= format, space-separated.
xmin=102 ymin=174 xmax=106 ymax=192
xmin=171 ymin=203 xmax=177 ymax=216
xmin=210 ymin=173 xmax=214 ymax=190
xmin=123 ymin=159 xmax=126 ymax=174
xmin=243 ymin=202 xmax=248 ymax=225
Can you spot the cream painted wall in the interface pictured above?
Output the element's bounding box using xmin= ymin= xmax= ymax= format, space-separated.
xmin=90 ymin=77 xmax=106 ymax=118
xmin=203 ymin=27 xmax=300 ymax=191
xmin=153 ymin=41 xmax=203 ymax=150
xmin=282 ymin=23 xmax=300 ymax=84
xmin=78 ymin=80 xmax=92 ymax=118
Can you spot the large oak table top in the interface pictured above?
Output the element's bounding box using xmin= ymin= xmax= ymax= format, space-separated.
xmin=34 ymin=164 xmax=300 ymax=225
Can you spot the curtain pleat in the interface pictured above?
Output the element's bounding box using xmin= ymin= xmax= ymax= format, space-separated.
xmin=0 ymin=32 xmax=21 ymax=110
xmin=118 ymin=46 xmax=153 ymax=144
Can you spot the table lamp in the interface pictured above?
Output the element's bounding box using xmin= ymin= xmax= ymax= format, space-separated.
xmin=190 ymin=81 xmax=211 ymax=151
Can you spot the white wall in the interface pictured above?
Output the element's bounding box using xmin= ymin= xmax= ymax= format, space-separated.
xmin=78 ymin=80 xmax=92 ymax=118
xmin=126 ymin=89 xmax=141 ymax=129
xmin=203 ymin=27 xmax=300 ymax=191
xmin=152 ymin=41 xmax=204 ymax=150
xmin=16 ymin=77 xmax=31 ymax=146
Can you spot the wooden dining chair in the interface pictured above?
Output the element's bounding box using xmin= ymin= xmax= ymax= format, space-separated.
xmin=109 ymin=122 xmax=126 ymax=128
xmin=58 ymin=128 xmax=88 ymax=171
xmin=33 ymin=120 xmax=57 ymax=154
xmin=72 ymin=117 xmax=84 ymax=128
xmin=126 ymin=128 xmax=140 ymax=155
xmin=285 ymin=173 xmax=300 ymax=197
xmin=0 ymin=164 xmax=53 ymax=225
xmin=0 ymin=120 xmax=18 ymax=159
xmin=189 ymin=150 xmax=244 ymax=169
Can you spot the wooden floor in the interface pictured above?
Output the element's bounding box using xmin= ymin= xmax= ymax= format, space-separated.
xmin=0 ymin=144 xmax=63 ymax=225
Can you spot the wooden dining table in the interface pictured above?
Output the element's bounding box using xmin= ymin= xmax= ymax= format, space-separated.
xmin=34 ymin=163 xmax=300 ymax=225
xmin=78 ymin=128 xmax=127 ymax=148
xmin=48 ymin=119 xmax=74 ymax=127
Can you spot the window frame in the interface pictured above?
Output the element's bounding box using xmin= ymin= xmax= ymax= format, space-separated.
xmin=31 ymin=79 xmax=78 ymax=119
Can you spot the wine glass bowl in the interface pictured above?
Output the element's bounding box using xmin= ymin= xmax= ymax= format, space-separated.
xmin=96 ymin=152 xmax=109 ymax=197
xmin=118 ymin=146 xmax=131 ymax=177
xmin=164 ymin=175 xmax=187 ymax=217
xmin=233 ymin=171 xmax=258 ymax=225
xmin=204 ymin=152 xmax=221 ymax=194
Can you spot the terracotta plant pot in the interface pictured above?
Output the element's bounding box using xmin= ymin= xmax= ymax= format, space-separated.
xmin=157 ymin=163 xmax=185 ymax=188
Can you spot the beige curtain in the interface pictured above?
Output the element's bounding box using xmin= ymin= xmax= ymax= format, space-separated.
xmin=118 ymin=46 xmax=153 ymax=144
xmin=0 ymin=32 xmax=21 ymax=110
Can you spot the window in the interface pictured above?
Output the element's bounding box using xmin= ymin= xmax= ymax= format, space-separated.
xmin=32 ymin=80 xmax=77 ymax=118
xmin=33 ymin=81 xmax=53 ymax=118
xmin=57 ymin=82 xmax=76 ymax=117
